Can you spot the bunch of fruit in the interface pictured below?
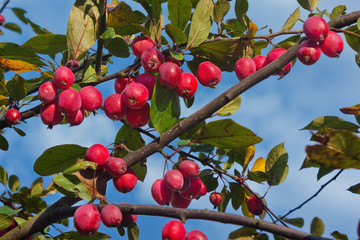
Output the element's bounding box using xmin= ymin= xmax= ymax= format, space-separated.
xmin=162 ymin=220 xmax=208 ymax=240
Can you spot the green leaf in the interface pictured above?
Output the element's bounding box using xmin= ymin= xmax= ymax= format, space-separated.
xmin=66 ymin=0 xmax=100 ymax=60
xmin=34 ymin=144 xmax=88 ymax=176
xmin=12 ymin=8 xmax=28 ymax=24
xmin=186 ymin=0 xmax=214 ymax=48
xmin=0 ymin=134 xmax=9 ymax=151
xmin=54 ymin=231 xmax=111 ymax=240
xmin=22 ymin=34 xmax=67 ymax=55
xmin=247 ymin=171 xmax=269 ymax=184
xmin=13 ymin=127 xmax=26 ymax=137
xmin=53 ymin=174 xmax=92 ymax=201
xmin=117 ymin=225 xmax=126 ymax=236
xmin=100 ymin=27 xmax=115 ymax=39
xmin=0 ymin=42 xmax=44 ymax=66
xmin=169 ymin=49 xmax=184 ymax=61
xmin=127 ymin=223 xmax=140 ymax=240
xmin=297 ymin=0 xmax=319 ymax=12
xmin=281 ymin=7 xmax=300 ymax=31
xmin=217 ymin=96 xmax=241 ymax=116
xmin=63 ymin=161 xmax=96 ymax=174
xmin=234 ymin=0 xmax=248 ymax=24
xmin=228 ymin=227 xmax=256 ymax=240
xmin=150 ymin=81 xmax=180 ymax=135
xmin=0 ymin=165 xmax=7 ymax=186
xmin=103 ymin=37 xmax=130 ymax=58
xmin=330 ymin=5 xmax=346 ymax=20
xmin=82 ymin=65 xmax=97 ymax=83
xmin=0 ymin=214 xmax=13 ymax=230
xmin=301 ymin=116 xmax=359 ymax=132
xmin=199 ymin=170 xmax=218 ymax=192
xmin=265 ymin=143 xmax=289 ymax=186
xmin=218 ymin=186 xmax=231 ymax=212
xmin=7 ymin=74 xmax=28 ymax=101
xmin=0 ymin=206 xmax=21 ymax=216
xmin=183 ymin=96 xmax=194 ymax=108
xmin=30 ymin=177 xmax=44 ymax=196
xmin=190 ymin=119 xmax=262 ymax=149
xmin=310 ymin=217 xmax=325 ymax=237
xmin=344 ymin=25 xmax=360 ymax=53
xmin=356 ymin=53 xmax=360 ymax=68
xmin=316 ymin=166 xmax=333 ymax=180
xmin=347 ymin=183 xmax=360 ymax=194
xmin=8 ymin=175 xmax=20 ymax=192
xmin=282 ymin=217 xmax=304 ymax=228
xmin=229 ymin=182 xmax=244 ymax=210
xmin=168 ymin=0 xmax=192 ymax=30
xmin=331 ymin=231 xmax=349 ymax=240
xmin=214 ymin=0 xmax=230 ymax=24
xmin=3 ymin=23 xmax=22 ymax=34
xmin=165 ymin=24 xmax=187 ymax=44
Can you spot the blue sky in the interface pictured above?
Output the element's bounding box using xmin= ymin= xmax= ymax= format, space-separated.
xmin=0 ymin=0 xmax=360 ymax=239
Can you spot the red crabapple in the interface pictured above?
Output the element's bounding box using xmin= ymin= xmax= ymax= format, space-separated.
xmin=103 ymin=94 xmax=127 ymax=121
xmin=158 ymin=62 xmax=182 ymax=89
xmin=198 ymin=180 xmax=207 ymax=197
xmin=320 ymin=31 xmax=344 ymax=58
xmin=65 ymin=108 xmax=85 ymax=126
xmin=234 ymin=57 xmax=256 ymax=80
xmin=151 ymin=178 xmax=173 ymax=206
xmin=104 ymin=157 xmax=127 ymax=178
xmin=114 ymin=76 xmax=135 ymax=94
xmin=121 ymin=82 xmax=149 ymax=110
xmin=125 ymin=102 xmax=150 ymax=128
xmin=85 ymin=144 xmax=110 ymax=170
xmin=141 ymin=48 xmax=163 ymax=72
xmin=247 ymin=196 xmax=264 ymax=216
xmin=196 ymin=61 xmax=222 ymax=87
xmin=265 ymin=48 xmax=292 ymax=76
xmin=176 ymin=72 xmax=198 ymax=99
xmin=120 ymin=202 xmax=138 ymax=227
xmin=80 ymin=86 xmax=103 ymax=112
xmin=0 ymin=14 xmax=5 ymax=26
xmin=162 ymin=220 xmax=186 ymax=240
xmin=185 ymin=230 xmax=208 ymax=240
xmin=297 ymin=40 xmax=322 ymax=65
xmin=73 ymin=204 xmax=101 ymax=236
xmin=131 ymin=35 xmax=155 ymax=58
xmin=134 ymin=73 xmax=156 ymax=99
xmin=303 ymin=16 xmax=329 ymax=43
xmin=65 ymin=60 xmax=80 ymax=70
xmin=164 ymin=169 xmax=184 ymax=191
xmin=58 ymin=88 xmax=82 ymax=114
xmin=38 ymin=81 xmax=58 ymax=104
xmin=179 ymin=178 xmax=190 ymax=193
xmin=180 ymin=177 xmax=202 ymax=200
xmin=40 ymin=102 xmax=63 ymax=128
xmin=5 ymin=108 xmax=21 ymax=125
xmin=113 ymin=168 xmax=138 ymax=193
xmin=101 ymin=205 xmax=122 ymax=228
xmin=171 ymin=192 xmax=192 ymax=209
xmin=253 ymin=55 xmax=267 ymax=71
xmin=178 ymin=160 xmax=200 ymax=179
xmin=209 ymin=192 xmax=222 ymax=208
xmin=53 ymin=66 xmax=74 ymax=89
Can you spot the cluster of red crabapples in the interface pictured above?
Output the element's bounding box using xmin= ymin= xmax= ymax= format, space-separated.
xmin=233 ymin=16 xmax=343 ymax=81
xmin=162 ymin=220 xmax=208 ymax=240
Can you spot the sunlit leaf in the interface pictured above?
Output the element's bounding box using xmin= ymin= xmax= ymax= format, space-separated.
xmin=165 ymin=24 xmax=187 ymax=44
xmin=0 ymin=206 xmax=21 ymax=216
xmin=302 ymin=116 xmax=359 ymax=132
xmin=0 ymin=42 xmax=44 ymax=66
xmin=54 ymin=231 xmax=111 ymax=240
xmin=214 ymin=0 xmax=230 ymax=24
xmin=281 ymin=7 xmax=300 ymax=31
xmin=62 ymin=161 xmax=97 ymax=174
xmin=8 ymin=175 xmax=20 ymax=192
xmin=0 ymin=58 xmax=40 ymax=73
xmin=127 ymin=223 xmax=140 ymax=240
xmin=344 ymin=25 xmax=360 ymax=53
xmin=22 ymin=34 xmax=67 ymax=55
xmin=3 ymin=23 xmax=21 ymax=34
xmin=53 ymin=174 xmax=92 ymax=201
xmin=30 ymin=177 xmax=44 ymax=196
xmin=168 ymin=0 xmax=192 ymax=30
xmin=310 ymin=217 xmax=325 ymax=237
xmin=265 ymin=143 xmax=289 ymax=186
xmin=0 ymin=214 xmax=13 ymax=230
xmin=217 ymin=96 xmax=241 ymax=116
xmin=282 ymin=217 xmax=304 ymax=228
xmin=251 ymin=157 xmax=265 ymax=173
xmin=330 ymin=5 xmax=346 ymax=20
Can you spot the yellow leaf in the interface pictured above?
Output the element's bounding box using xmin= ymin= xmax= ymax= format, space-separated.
xmin=251 ymin=157 xmax=266 ymax=173
xmin=246 ymin=20 xmax=258 ymax=38
xmin=244 ymin=145 xmax=255 ymax=167
xmin=0 ymin=95 xmax=9 ymax=105
xmin=0 ymin=58 xmax=40 ymax=73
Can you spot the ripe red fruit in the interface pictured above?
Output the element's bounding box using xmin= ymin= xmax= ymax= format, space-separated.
xmin=196 ymin=61 xmax=222 ymax=87
xmin=58 ymin=88 xmax=82 ymax=114
xmin=176 ymin=72 xmax=198 ymax=99
xmin=125 ymin=102 xmax=150 ymax=128
xmin=171 ymin=192 xmax=192 ymax=209
xmin=65 ymin=108 xmax=85 ymax=126
xmin=53 ymin=66 xmax=75 ymax=89
xmin=320 ymin=31 xmax=344 ymax=58
xmin=131 ymin=35 xmax=155 ymax=58
xmin=141 ymin=48 xmax=163 ymax=72
xmin=234 ymin=57 xmax=256 ymax=80
xmin=5 ymin=108 xmax=21 ymax=125
xmin=80 ymin=86 xmax=103 ymax=112
xmin=178 ymin=160 xmax=200 ymax=179
xmin=247 ymin=196 xmax=264 ymax=216
xmin=265 ymin=48 xmax=292 ymax=76
xmin=303 ymin=16 xmax=329 ymax=43
xmin=38 ymin=81 xmax=58 ymax=104
xmin=357 ymin=219 xmax=360 ymax=238
xmin=179 ymin=178 xmax=190 ymax=193
xmin=101 ymin=205 xmax=122 ymax=228
xmin=297 ymin=40 xmax=322 ymax=65
xmin=0 ymin=14 xmax=5 ymax=25
xmin=209 ymin=192 xmax=222 ymax=208
xmin=40 ymin=102 xmax=63 ymax=128
xmin=120 ymin=202 xmax=138 ymax=227
xmin=113 ymin=168 xmax=138 ymax=193
xmin=162 ymin=220 xmax=186 ymax=240
xmin=104 ymin=157 xmax=127 ymax=178
xmin=180 ymin=177 xmax=202 ymax=200
xmin=73 ymin=204 xmax=101 ymax=236
xmin=135 ymin=73 xmax=156 ymax=99
xmin=85 ymin=144 xmax=110 ymax=170
xmin=185 ymin=230 xmax=208 ymax=240
xmin=158 ymin=62 xmax=182 ymax=89
xmin=103 ymin=94 xmax=127 ymax=121
xmin=114 ymin=76 xmax=135 ymax=94
xmin=121 ymin=82 xmax=149 ymax=110
xmin=65 ymin=60 xmax=80 ymax=70
xmin=198 ymin=180 xmax=207 ymax=197
xmin=253 ymin=55 xmax=267 ymax=71
xmin=151 ymin=178 xmax=173 ymax=206
xmin=164 ymin=169 xmax=184 ymax=191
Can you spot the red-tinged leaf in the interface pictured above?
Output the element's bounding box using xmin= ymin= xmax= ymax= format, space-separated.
xmin=340 ymin=105 xmax=360 ymax=115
